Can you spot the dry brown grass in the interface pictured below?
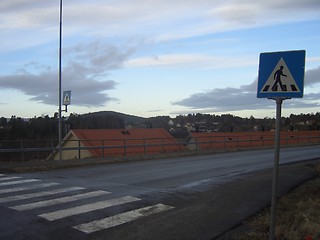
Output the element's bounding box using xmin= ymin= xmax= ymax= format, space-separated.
xmin=230 ymin=165 xmax=320 ymax=240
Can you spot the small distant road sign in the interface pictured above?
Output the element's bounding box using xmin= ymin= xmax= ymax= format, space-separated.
xmin=63 ymin=90 xmax=71 ymax=105
xmin=257 ymin=50 xmax=305 ymax=98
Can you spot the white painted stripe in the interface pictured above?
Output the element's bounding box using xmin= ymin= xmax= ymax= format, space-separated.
xmin=11 ymin=190 xmax=110 ymax=211
xmin=0 ymin=187 xmax=84 ymax=203
xmin=74 ymin=204 xmax=174 ymax=233
xmin=39 ymin=196 xmax=140 ymax=221
xmin=0 ymin=176 xmax=22 ymax=181
xmin=0 ymin=182 xmax=60 ymax=194
xmin=0 ymin=179 xmax=40 ymax=187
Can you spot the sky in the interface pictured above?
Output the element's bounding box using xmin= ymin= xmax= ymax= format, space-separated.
xmin=0 ymin=0 xmax=320 ymax=119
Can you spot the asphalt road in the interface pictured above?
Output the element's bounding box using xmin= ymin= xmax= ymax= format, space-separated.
xmin=0 ymin=145 xmax=319 ymax=240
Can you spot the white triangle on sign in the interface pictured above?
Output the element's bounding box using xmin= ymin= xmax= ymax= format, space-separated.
xmin=64 ymin=94 xmax=70 ymax=103
xmin=260 ymin=57 xmax=301 ymax=93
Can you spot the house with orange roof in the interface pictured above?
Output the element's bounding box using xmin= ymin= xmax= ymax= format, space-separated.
xmin=52 ymin=128 xmax=184 ymax=160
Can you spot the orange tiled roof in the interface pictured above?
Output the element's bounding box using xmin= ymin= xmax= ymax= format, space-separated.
xmin=190 ymin=131 xmax=320 ymax=150
xmin=71 ymin=128 xmax=184 ymax=157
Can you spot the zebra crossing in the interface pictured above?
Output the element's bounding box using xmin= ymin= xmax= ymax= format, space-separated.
xmin=11 ymin=190 xmax=108 ymax=211
xmin=0 ymin=173 xmax=174 ymax=234
xmin=261 ymin=84 xmax=298 ymax=92
xmin=74 ymin=203 xmax=174 ymax=234
xmin=0 ymin=186 xmax=84 ymax=203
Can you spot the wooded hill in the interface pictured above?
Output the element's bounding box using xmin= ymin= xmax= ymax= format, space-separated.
xmin=0 ymin=111 xmax=320 ymax=141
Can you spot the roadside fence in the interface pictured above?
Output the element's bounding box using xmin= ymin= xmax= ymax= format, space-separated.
xmin=1 ymin=131 xmax=320 ymax=161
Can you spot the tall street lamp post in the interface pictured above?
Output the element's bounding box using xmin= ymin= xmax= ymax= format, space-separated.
xmin=58 ymin=0 xmax=63 ymax=161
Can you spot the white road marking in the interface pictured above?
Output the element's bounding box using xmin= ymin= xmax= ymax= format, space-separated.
xmin=0 ymin=176 xmax=22 ymax=181
xmin=0 ymin=182 xmax=60 ymax=194
xmin=74 ymin=203 xmax=174 ymax=233
xmin=11 ymin=190 xmax=110 ymax=211
xmin=39 ymin=196 xmax=141 ymax=221
xmin=0 ymin=187 xmax=84 ymax=203
xmin=0 ymin=179 xmax=40 ymax=187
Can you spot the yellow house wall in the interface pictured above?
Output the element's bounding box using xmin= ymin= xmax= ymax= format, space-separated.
xmin=186 ymin=138 xmax=197 ymax=150
xmin=53 ymin=134 xmax=92 ymax=160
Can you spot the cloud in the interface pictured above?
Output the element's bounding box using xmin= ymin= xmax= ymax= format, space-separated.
xmin=0 ymin=40 xmax=135 ymax=106
xmin=0 ymin=0 xmax=50 ymax=11
xmin=209 ymin=0 xmax=320 ymax=24
xmin=305 ymin=66 xmax=320 ymax=86
xmin=0 ymin=70 xmax=118 ymax=107
xmin=0 ymin=1 xmax=55 ymax=30
xmin=172 ymin=67 xmax=320 ymax=112
xmin=155 ymin=0 xmax=320 ymax=41
xmin=126 ymin=54 xmax=256 ymax=69
xmin=64 ymin=40 xmax=135 ymax=77
xmin=2 ymin=0 xmax=320 ymax=50
xmin=172 ymin=85 xmax=269 ymax=112
xmin=147 ymin=109 xmax=163 ymax=113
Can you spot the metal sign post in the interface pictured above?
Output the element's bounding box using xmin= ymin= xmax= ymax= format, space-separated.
xmin=269 ymin=97 xmax=286 ymax=240
xmin=257 ymin=50 xmax=305 ymax=240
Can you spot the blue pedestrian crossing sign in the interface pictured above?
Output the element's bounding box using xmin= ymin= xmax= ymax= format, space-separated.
xmin=257 ymin=50 xmax=305 ymax=98
xmin=63 ymin=90 xmax=71 ymax=105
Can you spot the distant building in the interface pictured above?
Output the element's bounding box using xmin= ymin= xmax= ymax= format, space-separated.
xmin=51 ymin=128 xmax=184 ymax=160
xmin=168 ymin=119 xmax=174 ymax=126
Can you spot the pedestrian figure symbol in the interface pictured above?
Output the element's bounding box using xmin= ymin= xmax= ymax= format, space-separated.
xmin=64 ymin=94 xmax=70 ymax=103
xmin=259 ymin=57 xmax=301 ymax=94
xmin=272 ymin=66 xmax=287 ymax=91
xmin=63 ymin=90 xmax=71 ymax=105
